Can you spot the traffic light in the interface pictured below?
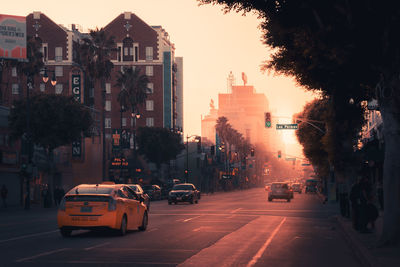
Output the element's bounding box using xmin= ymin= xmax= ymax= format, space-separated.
xmin=251 ymin=148 xmax=255 ymax=157
xmin=196 ymin=137 xmax=202 ymax=153
xmin=278 ymin=150 xmax=281 ymax=158
xmin=210 ymin=145 xmax=215 ymax=156
xmin=265 ymin=112 xmax=271 ymax=128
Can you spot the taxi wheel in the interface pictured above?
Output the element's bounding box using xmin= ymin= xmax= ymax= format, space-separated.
xmin=287 ymin=198 xmax=291 ymax=202
xmin=119 ymin=215 xmax=127 ymax=236
xmin=60 ymin=228 xmax=72 ymax=237
xmin=139 ymin=212 xmax=148 ymax=231
xmin=168 ymin=201 xmax=172 ymax=205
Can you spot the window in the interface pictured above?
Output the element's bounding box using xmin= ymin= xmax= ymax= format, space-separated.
xmin=123 ymin=38 xmax=133 ymax=61
xmin=146 ymin=47 xmax=153 ymax=60
xmin=106 ymin=83 xmax=111 ymax=94
xmin=40 ymin=83 xmax=45 ymax=92
xmin=146 ymin=100 xmax=154 ymax=111
xmin=105 ymin=100 xmax=111 ymax=111
xmin=146 ymin=66 xmax=153 ymax=76
xmin=105 ymin=118 xmax=111 ymax=128
xmin=55 ymin=47 xmax=63 ymax=62
xmin=12 ymin=67 xmax=17 ymax=77
xmin=55 ymin=84 xmax=63 ymax=94
xmin=41 ymin=43 xmax=48 ymax=62
xmin=146 ymin=117 xmax=154 ymax=127
xmin=12 ymin=84 xmax=19 ymax=95
xmin=134 ymin=45 xmax=139 ymax=61
xmin=55 ymin=66 xmax=63 ymax=77
xmin=89 ymin=87 xmax=94 ymax=98
xmin=122 ymin=118 xmax=127 ymax=127
xmin=147 ymin=83 xmax=154 ymax=94
xmin=117 ymin=44 xmax=122 ymax=62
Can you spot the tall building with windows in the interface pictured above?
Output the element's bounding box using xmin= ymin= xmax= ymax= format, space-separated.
xmin=0 ymin=11 xmax=183 ymax=204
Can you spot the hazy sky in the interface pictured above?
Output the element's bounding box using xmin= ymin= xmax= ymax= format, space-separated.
xmin=3 ymin=0 xmax=316 ymax=157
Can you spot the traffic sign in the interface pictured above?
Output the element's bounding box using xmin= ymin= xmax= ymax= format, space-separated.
xmin=276 ymin=124 xmax=298 ymax=130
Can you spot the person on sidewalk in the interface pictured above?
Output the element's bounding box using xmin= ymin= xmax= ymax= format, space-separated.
xmin=350 ymin=178 xmax=361 ymax=231
xmin=1 ymin=184 xmax=8 ymax=208
xmin=358 ymin=176 xmax=373 ymax=233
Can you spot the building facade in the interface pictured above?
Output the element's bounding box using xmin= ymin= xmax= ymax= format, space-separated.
xmin=0 ymin=11 xmax=183 ymax=205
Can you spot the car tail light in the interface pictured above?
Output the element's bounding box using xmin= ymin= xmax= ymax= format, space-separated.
xmin=108 ymin=197 xmax=117 ymax=211
xmin=59 ymin=197 xmax=66 ymax=211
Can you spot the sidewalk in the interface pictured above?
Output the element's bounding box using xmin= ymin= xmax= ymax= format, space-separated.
xmin=336 ymin=213 xmax=400 ymax=267
xmin=316 ymin=192 xmax=400 ymax=266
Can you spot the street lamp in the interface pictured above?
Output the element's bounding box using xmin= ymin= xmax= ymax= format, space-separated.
xmin=24 ymin=68 xmax=57 ymax=209
xmin=131 ymin=110 xmax=140 ymax=183
xmin=42 ymin=68 xmax=57 ymax=86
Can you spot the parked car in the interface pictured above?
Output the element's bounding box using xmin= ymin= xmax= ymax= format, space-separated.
xmin=142 ymin=185 xmax=162 ymax=200
xmin=168 ymin=183 xmax=200 ymax=204
xmin=268 ymin=182 xmax=292 ymax=202
xmin=57 ymin=182 xmax=148 ymax=237
xmin=292 ymin=183 xmax=302 ymax=193
xmin=126 ymin=184 xmax=151 ymax=211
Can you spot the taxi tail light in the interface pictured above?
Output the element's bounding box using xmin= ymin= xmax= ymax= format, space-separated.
xmin=59 ymin=197 xmax=66 ymax=211
xmin=108 ymin=197 xmax=117 ymax=211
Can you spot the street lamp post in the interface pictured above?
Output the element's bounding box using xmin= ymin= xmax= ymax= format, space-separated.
xmin=25 ymin=68 xmax=57 ymax=210
xmin=131 ymin=111 xmax=140 ymax=183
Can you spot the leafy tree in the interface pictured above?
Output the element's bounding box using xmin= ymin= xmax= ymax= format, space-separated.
xmin=75 ymin=28 xmax=116 ymax=180
xmin=9 ymin=94 xmax=92 ymax=150
xmin=136 ymin=127 xmax=185 ymax=175
xmin=9 ymin=94 xmax=93 ymax=204
xmin=200 ymin=0 xmax=400 ymax=245
xmin=294 ymin=99 xmax=330 ymax=179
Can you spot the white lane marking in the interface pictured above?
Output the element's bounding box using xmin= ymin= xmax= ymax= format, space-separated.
xmin=147 ymin=228 xmax=159 ymax=233
xmin=84 ymin=242 xmax=110 ymax=251
xmin=183 ymin=215 xmax=201 ymax=222
xmin=230 ymin=208 xmax=242 ymax=213
xmin=0 ymin=230 xmax=59 ymax=244
xmin=15 ymin=248 xmax=69 ymax=262
xmin=246 ymin=217 xmax=287 ymax=267
xmin=193 ymin=227 xmax=203 ymax=232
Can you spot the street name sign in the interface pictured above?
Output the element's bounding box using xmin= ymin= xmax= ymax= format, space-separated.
xmin=276 ymin=123 xmax=298 ymax=130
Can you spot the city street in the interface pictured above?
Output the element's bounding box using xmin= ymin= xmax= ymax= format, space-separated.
xmin=0 ymin=188 xmax=361 ymax=267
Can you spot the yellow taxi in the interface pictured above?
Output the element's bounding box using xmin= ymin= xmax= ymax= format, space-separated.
xmin=57 ymin=182 xmax=148 ymax=237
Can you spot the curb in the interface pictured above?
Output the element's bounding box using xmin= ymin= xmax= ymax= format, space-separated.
xmin=334 ymin=215 xmax=378 ymax=267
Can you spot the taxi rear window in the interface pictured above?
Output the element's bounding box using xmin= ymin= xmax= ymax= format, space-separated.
xmin=65 ymin=195 xmax=111 ymax=202
xmin=69 ymin=187 xmax=114 ymax=195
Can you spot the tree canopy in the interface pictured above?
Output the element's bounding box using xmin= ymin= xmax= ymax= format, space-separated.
xmin=9 ymin=94 xmax=93 ymax=151
xmin=136 ymin=127 xmax=185 ymax=168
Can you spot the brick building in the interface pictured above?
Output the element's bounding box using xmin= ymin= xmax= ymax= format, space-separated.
xmin=0 ymin=11 xmax=183 ymax=205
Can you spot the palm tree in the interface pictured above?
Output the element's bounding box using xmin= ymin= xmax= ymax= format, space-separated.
xmin=75 ymin=28 xmax=115 ymax=180
xmin=115 ymin=67 xmax=150 ymax=114
xmin=115 ymin=67 xmax=150 ymax=181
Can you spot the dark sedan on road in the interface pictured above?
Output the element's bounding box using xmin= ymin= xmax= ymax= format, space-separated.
xmin=268 ymin=182 xmax=292 ymax=202
xmin=168 ymin=183 xmax=200 ymax=204
xmin=142 ymin=184 xmax=162 ymax=200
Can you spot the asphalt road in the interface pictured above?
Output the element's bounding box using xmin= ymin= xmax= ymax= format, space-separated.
xmin=0 ymin=188 xmax=361 ymax=267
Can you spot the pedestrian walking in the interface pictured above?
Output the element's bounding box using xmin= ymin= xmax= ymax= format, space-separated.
xmin=1 ymin=184 xmax=8 ymax=208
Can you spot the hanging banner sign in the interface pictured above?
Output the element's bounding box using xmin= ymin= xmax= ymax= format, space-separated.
xmin=72 ymin=74 xmax=81 ymax=102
